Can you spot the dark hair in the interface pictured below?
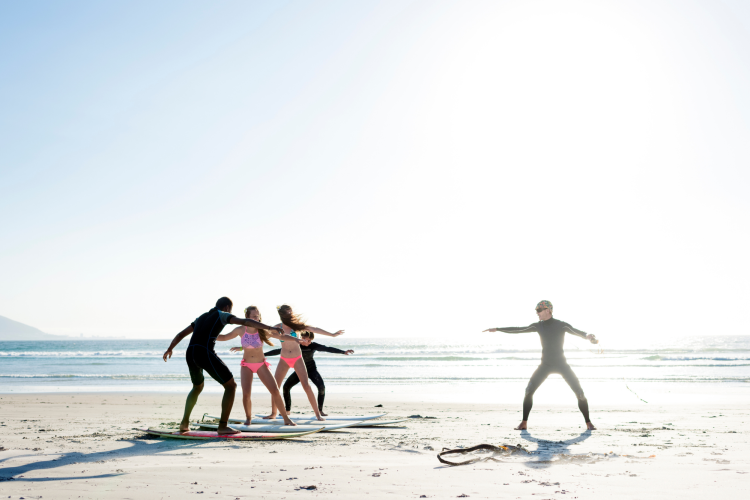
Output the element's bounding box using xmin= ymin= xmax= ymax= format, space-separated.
xmin=277 ymin=305 xmax=307 ymax=331
xmin=300 ymin=331 xmax=315 ymax=341
xmin=244 ymin=306 xmax=274 ymax=346
xmin=216 ymin=297 xmax=233 ymax=310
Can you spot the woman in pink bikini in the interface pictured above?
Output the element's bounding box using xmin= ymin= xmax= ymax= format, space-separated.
xmin=264 ymin=304 xmax=344 ymax=421
xmin=217 ymin=306 xmax=306 ymax=426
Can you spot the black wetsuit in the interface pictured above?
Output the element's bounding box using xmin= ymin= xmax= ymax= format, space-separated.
xmin=497 ymin=317 xmax=591 ymax=422
xmin=265 ymin=342 xmax=347 ymax=411
xmin=186 ymin=308 xmax=236 ymax=385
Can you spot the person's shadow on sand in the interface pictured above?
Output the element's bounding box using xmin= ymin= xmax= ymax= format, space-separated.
xmin=0 ymin=437 xmax=195 ymax=482
xmin=518 ymin=429 xmax=593 ymax=468
xmin=0 ymin=434 xmax=318 ymax=482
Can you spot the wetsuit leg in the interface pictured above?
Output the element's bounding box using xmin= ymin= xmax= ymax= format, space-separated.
xmin=188 ymin=346 xmax=233 ymax=385
xmin=282 ymin=371 xmax=301 ymax=412
xmin=306 ymin=362 xmax=326 ymax=412
xmin=557 ymin=363 xmax=590 ymax=423
xmin=186 ymin=346 xmax=205 ymax=386
xmin=523 ymin=364 xmax=552 ymax=421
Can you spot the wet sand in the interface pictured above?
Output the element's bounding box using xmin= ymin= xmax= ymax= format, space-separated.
xmin=0 ymin=392 xmax=748 ymax=499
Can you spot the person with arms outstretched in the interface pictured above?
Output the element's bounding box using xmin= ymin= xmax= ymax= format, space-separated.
xmin=263 ymin=304 xmax=344 ymax=421
xmin=484 ymin=300 xmax=599 ymax=431
xmin=163 ymin=297 xmax=284 ymax=435
xmin=261 ymin=331 xmax=353 ymax=416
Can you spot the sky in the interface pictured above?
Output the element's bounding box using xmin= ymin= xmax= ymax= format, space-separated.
xmin=1 ymin=0 xmax=749 ymax=340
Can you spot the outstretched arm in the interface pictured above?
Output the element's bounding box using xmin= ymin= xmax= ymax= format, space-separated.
xmin=266 ymin=326 xmax=308 ymax=345
xmin=163 ymin=325 xmax=194 ymax=362
xmin=563 ymin=323 xmax=598 ymax=344
xmin=305 ymin=326 xmax=344 ymax=337
xmin=483 ymin=325 xmax=538 ymax=334
xmin=228 ymin=316 xmax=284 ymax=336
xmin=309 ymin=342 xmax=349 ymax=354
xmin=264 ymin=348 xmax=282 ymax=357
xmin=217 ymin=326 xmax=243 ymax=342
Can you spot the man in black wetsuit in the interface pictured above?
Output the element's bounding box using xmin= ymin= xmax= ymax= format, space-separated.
xmin=484 ymin=300 xmax=599 ymax=431
xmin=163 ymin=297 xmax=284 ymax=434
xmin=264 ymin=332 xmax=354 ymax=416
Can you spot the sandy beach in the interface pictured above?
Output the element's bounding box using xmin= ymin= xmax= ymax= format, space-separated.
xmin=1 ymin=391 xmax=748 ymax=499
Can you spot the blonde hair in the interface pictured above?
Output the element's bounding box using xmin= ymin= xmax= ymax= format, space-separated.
xmin=244 ymin=306 xmax=274 ymax=346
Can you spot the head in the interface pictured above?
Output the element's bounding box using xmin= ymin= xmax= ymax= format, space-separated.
xmin=244 ymin=306 xmax=261 ymax=321
xmin=535 ymin=300 xmax=553 ymax=321
xmin=216 ymin=297 xmax=233 ymax=313
xmin=244 ymin=305 xmax=274 ymax=346
xmin=276 ymin=304 xmax=307 ymax=331
xmin=300 ymin=331 xmax=315 ymax=342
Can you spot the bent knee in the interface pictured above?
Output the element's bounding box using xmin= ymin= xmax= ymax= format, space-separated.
xmin=193 ymin=382 xmax=205 ymax=391
xmin=224 ymin=379 xmax=238 ymax=390
xmin=575 ymin=392 xmax=587 ymax=401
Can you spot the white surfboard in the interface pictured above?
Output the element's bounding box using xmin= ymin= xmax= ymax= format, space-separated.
xmin=197 ymin=421 xmax=361 ymax=433
xmin=254 ymin=413 xmax=388 ymax=421
xmin=342 ymin=418 xmax=406 ymax=427
xmin=205 ymin=415 xmax=406 ymax=427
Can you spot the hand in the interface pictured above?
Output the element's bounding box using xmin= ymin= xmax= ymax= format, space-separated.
xmin=332 ymin=330 xmax=344 ymax=337
xmin=230 ymin=347 xmax=243 ymax=352
xmin=274 ymin=327 xmax=284 ymax=336
xmin=587 ymin=334 xmax=598 ymax=344
xmin=344 ymin=350 xmax=354 ymax=355
xmin=483 ymin=328 xmax=496 ymax=332
xmin=163 ymin=349 xmax=173 ymax=362
xmin=298 ymin=338 xmax=311 ymax=346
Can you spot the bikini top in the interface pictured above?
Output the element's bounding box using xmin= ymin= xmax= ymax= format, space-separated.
xmin=241 ymin=327 xmax=263 ymax=349
xmin=279 ymin=330 xmax=298 ymax=343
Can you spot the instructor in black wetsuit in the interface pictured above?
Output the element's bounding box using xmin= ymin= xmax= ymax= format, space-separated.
xmin=163 ymin=297 xmax=284 ymax=435
xmin=484 ymin=300 xmax=599 ymax=431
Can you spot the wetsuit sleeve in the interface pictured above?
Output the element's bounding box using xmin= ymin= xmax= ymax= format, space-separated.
xmin=217 ymin=310 xmax=236 ymax=326
xmin=264 ymin=349 xmax=282 ymax=357
xmin=562 ymin=322 xmax=588 ymax=339
xmin=309 ymin=342 xmax=346 ymax=354
xmin=496 ymin=324 xmax=538 ymax=334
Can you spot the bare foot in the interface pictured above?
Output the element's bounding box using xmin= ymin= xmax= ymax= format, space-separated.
xmin=262 ymin=414 xmax=278 ymax=420
xmin=514 ymin=421 xmax=528 ymax=430
xmin=179 ymin=420 xmax=190 ymax=433
xmin=243 ymin=419 xmax=252 ymax=426
xmin=217 ymin=425 xmax=241 ymax=435
xmin=315 ymin=415 xmax=326 ymax=422
xmin=320 ymin=411 xmax=328 ymax=417
xmin=282 ymin=419 xmax=298 ymax=426
xmin=586 ymin=422 xmax=596 ymax=430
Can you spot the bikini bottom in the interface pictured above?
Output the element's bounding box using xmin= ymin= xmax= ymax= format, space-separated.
xmin=240 ymin=359 xmax=271 ymax=373
xmin=280 ymin=355 xmax=303 ymax=368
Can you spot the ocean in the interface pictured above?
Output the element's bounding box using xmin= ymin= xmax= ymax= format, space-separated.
xmin=1 ymin=335 xmax=748 ymax=405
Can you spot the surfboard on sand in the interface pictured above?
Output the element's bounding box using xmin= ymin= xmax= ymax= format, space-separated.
xmin=247 ymin=418 xmax=407 ymax=427
xmin=197 ymin=421 xmax=361 ymax=433
xmin=205 ymin=415 xmax=407 ymax=427
xmin=253 ymin=413 xmax=388 ymax=421
xmin=138 ymin=428 xmax=322 ymax=440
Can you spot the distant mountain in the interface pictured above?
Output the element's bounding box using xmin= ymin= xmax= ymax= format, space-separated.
xmin=0 ymin=315 xmax=68 ymax=340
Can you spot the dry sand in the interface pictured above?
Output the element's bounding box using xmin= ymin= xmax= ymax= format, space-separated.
xmin=0 ymin=392 xmax=748 ymax=499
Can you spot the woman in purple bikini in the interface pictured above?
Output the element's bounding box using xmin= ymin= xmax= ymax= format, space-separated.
xmin=216 ymin=306 xmax=306 ymax=426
